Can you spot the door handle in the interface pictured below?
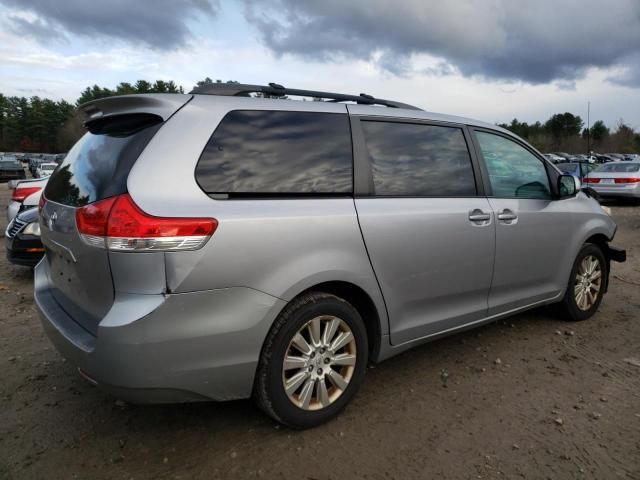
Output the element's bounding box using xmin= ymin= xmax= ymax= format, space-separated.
xmin=468 ymin=209 xmax=491 ymax=223
xmin=497 ymin=209 xmax=518 ymax=222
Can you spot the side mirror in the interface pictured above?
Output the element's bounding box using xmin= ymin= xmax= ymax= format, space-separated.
xmin=558 ymin=174 xmax=579 ymax=198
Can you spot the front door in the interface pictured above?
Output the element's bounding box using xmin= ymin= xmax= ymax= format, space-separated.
xmin=472 ymin=130 xmax=575 ymax=315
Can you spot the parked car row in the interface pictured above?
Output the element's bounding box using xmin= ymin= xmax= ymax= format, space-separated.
xmin=544 ymin=152 xmax=639 ymax=164
xmin=0 ymin=155 xmax=26 ymax=182
xmin=29 ymin=155 xmax=64 ymax=177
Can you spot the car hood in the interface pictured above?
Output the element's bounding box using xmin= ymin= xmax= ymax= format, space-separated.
xmin=16 ymin=206 xmax=39 ymax=223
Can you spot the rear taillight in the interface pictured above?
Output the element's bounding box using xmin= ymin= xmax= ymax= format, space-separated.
xmin=38 ymin=193 xmax=47 ymax=212
xmin=583 ymin=177 xmax=600 ymax=183
xmin=75 ymin=194 xmax=217 ymax=251
xmin=615 ymin=178 xmax=640 ymax=184
xmin=12 ymin=186 xmax=42 ymax=202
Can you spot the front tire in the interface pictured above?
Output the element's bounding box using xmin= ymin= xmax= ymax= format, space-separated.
xmin=560 ymin=243 xmax=607 ymax=321
xmin=254 ymin=292 xmax=368 ymax=429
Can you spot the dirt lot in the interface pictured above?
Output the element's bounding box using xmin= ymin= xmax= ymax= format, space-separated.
xmin=1 ymin=184 xmax=639 ymax=480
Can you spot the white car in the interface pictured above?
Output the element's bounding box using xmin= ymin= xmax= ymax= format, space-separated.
xmin=35 ymin=162 xmax=58 ymax=178
xmin=7 ymin=177 xmax=48 ymax=222
xmin=543 ymin=153 xmax=565 ymax=163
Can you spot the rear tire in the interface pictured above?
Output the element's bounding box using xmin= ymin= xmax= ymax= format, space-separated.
xmin=254 ymin=292 xmax=368 ymax=429
xmin=559 ymin=243 xmax=607 ymax=321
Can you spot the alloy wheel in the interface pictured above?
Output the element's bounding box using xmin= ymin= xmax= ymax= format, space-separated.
xmin=281 ymin=315 xmax=357 ymax=411
xmin=574 ymin=254 xmax=602 ymax=311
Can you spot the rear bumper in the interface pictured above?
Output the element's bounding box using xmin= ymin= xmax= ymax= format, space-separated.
xmin=591 ymin=184 xmax=640 ymax=198
xmin=34 ymin=259 xmax=286 ymax=403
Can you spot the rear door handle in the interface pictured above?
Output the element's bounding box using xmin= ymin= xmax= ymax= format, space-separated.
xmin=497 ymin=209 xmax=518 ymax=222
xmin=468 ymin=209 xmax=491 ymax=224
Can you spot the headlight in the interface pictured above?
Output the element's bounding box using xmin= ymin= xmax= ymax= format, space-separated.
xmin=23 ymin=222 xmax=41 ymax=236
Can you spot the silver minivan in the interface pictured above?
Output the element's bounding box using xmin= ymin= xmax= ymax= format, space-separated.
xmin=35 ymin=84 xmax=626 ymax=428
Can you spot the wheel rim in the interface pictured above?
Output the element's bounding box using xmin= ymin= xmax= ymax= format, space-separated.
xmin=574 ymin=254 xmax=602 ymax=311
xmin=282 ymin=315 xmax=357 ymax=411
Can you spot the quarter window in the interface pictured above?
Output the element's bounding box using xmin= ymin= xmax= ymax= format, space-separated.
xmin=475 ymin=131 xmax=551 ymax=199
xmin=195 ymin=110 xmax=353 ymax=196
xmin=360 ymin=121 xmax=476 ymax=196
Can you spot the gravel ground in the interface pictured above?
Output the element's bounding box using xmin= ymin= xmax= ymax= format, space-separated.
xmin=1 ymin=184 xmax=639 ymax=480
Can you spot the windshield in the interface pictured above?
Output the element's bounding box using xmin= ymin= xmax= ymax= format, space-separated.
xmin=557 ymin=163 xmax=579 ymax=173
xmin=0 ymin=160 xmax=20 ymax=168
xmin=594 ymin=163 xmax=640 ymax=173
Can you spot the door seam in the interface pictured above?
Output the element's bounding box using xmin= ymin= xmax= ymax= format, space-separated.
xmin=351 ymin=198 xmax=393 ymax=344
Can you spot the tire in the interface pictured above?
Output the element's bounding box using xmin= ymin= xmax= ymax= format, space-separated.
xmin=254 ymin=292 xmax=368 ymax=429
xmin=559 ymin=243 xmax=607 ymax=321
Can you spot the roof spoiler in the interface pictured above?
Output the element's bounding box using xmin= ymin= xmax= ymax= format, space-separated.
xmin=79 ymin=94 xmax=193 ymax=129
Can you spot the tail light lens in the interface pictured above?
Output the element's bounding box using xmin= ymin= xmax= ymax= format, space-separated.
xmin=583 ymin=177 xmax=600 ymax=183
xmin=615 ymin=178 xmax=640 ymax=184
xmin=76 ymin=194 xmax=217 ymax=251
xmin=38 ymin=193 xmax=46 ymax=212
xmin=12 ymin=186 xmax=42 ymax=202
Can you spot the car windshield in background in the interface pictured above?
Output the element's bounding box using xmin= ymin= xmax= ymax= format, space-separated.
xmin=594 ymin=163 xmax=640 ymax=173
xmin=0 ymin=160 xmax=21 ymax=169
xmin=557 ymin=163 xmax=579 ymax=173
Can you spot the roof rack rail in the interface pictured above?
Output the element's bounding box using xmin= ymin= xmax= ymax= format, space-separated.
xmin=189 ymin=82 xmax=422 ymax=111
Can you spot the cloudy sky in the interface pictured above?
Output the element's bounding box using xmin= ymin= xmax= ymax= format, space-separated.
xmin=1 ymin=0 xmax=639 ymax=127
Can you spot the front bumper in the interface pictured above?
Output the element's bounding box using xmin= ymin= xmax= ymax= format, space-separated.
xmin=7 ymin=201 xmax=20 ymax=222
xmin=34 ymin=259 xmax=286 ymax=403
xmin=5 ymin=234 xmax=44 ymax=267
xmin=605 ymin=244 xmax=626 ymax=263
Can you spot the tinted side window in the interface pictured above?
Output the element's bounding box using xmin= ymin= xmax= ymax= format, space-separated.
xmin=475 ymin=131 xmax=551 ymax=199
xmin=195 ymin=111 xmax=352 ymax=195
xmin=360 ymin=121 xmax=476 ymax=196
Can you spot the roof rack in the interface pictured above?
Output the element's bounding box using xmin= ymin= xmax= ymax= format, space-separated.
xmin=189 ymin=82 xmax=422 ymax=110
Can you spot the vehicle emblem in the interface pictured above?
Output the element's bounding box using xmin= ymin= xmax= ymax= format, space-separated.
xmin=48 ymin=211 xmax=58 ymax=230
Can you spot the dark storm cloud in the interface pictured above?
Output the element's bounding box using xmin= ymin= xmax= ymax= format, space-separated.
xmin=1 ymin=0 xmax=218 ymax=49
xmin=6 ymin=15 xmax=66 ymax=43
xmin=608 ymin=54 xmax=640 ymax=88
xmin=243 ymin=0 xmax=640 ymax=86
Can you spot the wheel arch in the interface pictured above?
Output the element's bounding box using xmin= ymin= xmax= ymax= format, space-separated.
xmin=583 ymin=232 xmax=612 ymax=292
xmin=279 ymin=280 xmax=385 ymax=362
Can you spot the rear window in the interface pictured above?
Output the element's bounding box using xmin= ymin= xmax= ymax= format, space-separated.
xmin=595 ymin=163 xmax=640 ymax=173
xmin=195 ymin=110 xmax=353 ymax=196
xmin=44 ymin=120 xmax=161 ymax=207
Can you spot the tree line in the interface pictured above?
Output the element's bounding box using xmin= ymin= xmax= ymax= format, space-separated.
xmin=2 ymin=80 xmax=639 ymax=154
xmin=498 ymin=113 xmax=640 ymax=154
xmin=0 ymin=78 xmax=233 ymax=154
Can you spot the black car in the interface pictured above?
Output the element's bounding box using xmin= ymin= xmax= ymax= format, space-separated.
xmin=5 ymin=207 xmax=44 ymax=267
xmin=0 ymin=158 xmax=26 ymax=182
